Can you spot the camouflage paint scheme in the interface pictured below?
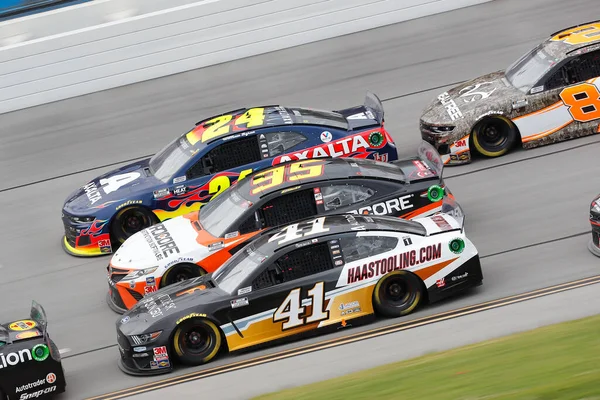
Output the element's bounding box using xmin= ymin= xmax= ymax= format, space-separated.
xmin=420 ymin=21 xmax=600 ymax=165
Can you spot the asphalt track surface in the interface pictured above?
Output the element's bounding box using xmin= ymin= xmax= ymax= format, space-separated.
xmin=0 ymin=0 xmax=598 ymax=398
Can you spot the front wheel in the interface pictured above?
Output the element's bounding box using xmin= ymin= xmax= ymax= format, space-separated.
xmin=162 ymin=263 xmax=205 ymax=287
xmin=373 ymin=270 xmax=423 ymax=318
xmin=111 ymin=206 xmax=156 ymax=244
xmin=471 ymin=116 xmax=518 ymax=158
xmin=173 ymin=318 xmax=223 ymax=366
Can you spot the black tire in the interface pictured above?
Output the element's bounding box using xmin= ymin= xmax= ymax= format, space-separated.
xmin=172 ymin=318 xmax=223 ymax=366
xmin=162 ymin=263 xmax=205 ymax=287
xmin=373 ymin=270 xmax=423 ymax=318
xmin=111 ymin=206 xmax=156 ymax=244
xmin=472 ymin=116 xmax=518 ymax=158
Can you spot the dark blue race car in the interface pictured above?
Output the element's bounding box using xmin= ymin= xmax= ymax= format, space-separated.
xmin=62 ymin=93 xmax=398 ymax=256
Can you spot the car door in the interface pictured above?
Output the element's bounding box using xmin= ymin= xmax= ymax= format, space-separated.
xmin=223 ymin=238 xmax=341 ymax=351
xmin=515 ymin=49 xmax=600 ymax=145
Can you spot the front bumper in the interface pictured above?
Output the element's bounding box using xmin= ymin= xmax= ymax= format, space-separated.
xmin=61 ymin=212 xmax=113 ymax=256
xmin=420 ymin=122 xmax=471 ymax=166
xmin=117 ymin=332 xmax=174 ymax=376
xmin=107 ymin=264 xmax=162 ymax=313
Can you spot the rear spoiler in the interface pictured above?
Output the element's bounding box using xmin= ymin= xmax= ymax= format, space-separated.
xmin=417 ymin=140 xmax=444 ymax=177
xmin=439 ymin=193 xmax=465 ymax=233
xmin=363 ymin=91 xmax=384 ymax=125
xmin=30 ymin=300 xmax=48 ymax=336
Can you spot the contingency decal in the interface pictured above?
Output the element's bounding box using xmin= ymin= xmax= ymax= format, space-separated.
xmin=9 ymin=320 xmax=37 ymax=331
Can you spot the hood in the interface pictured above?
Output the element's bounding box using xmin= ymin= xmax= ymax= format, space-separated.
xmin=421 ymin=71 xmax=522 ymax=126
xmin=63 ymin=158 xmax=160 ymax=215
xmin=117 ymin=275 xmax=225 ymax=335
xmin=111 ymin=216 xmax=216 ymax=270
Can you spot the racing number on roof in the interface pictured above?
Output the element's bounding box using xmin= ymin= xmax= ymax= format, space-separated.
xmin=268 ymin=217 xmax=330 ymax=245
xmin=560 ymin=83 xmax=600 ymax=123
xmin=274 ymin=282 xmax=329 ymax=330
xmin=250 ymin=159 xmax=325 ymax=195
xmin=551 ymin=23 xmax=600 ymax=45
xmin=186 ymin=108 xmax=266 ymax=145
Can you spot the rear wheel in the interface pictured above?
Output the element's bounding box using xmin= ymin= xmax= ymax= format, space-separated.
xmin=111 ymin=206 xmax=156 ymax=244
xmin=172 ymin=318 xmax=223 ymax=366
xmin=162 ymin=263 xmax=205 ymax=287
xmin=373 ymin=270 xmax=423 ymax=318
xmin=472 ymin=116 xmax=518 ymax=158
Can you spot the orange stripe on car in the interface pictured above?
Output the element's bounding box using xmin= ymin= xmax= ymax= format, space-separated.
xmin=513 ymin=101 xmax=563 ymax=121
xmin=414 ymin=258 xmax=459 ymax=282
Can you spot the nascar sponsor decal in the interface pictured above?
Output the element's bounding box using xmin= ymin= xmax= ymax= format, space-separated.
xmin=438 ymin=92 xmax=463 ymax=121
xmin=16 ymin=373 xmax=57 ymax=400
xmin=83 ymin=182 xmax=102 ymax=205
xmin=15 ymin=331 xmax=41 ymax=340
xmin=143 ymin=223 xmax=180 ymax=260
xmin=0 ymin=344 xmax=49 ymax=369
xmin=273 ymin=133 xmax=371 ymax=163
xmin=348 ymin=194 xmax=414 ymax=215
xmin=344 ymin=243 xmax=442 ymax=284
xmin=9 ymin=320 xmax=36 ymax=331
xmin=141 ymin=293 xmax=176 ymax=318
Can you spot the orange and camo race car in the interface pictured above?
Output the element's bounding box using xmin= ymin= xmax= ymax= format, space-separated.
xmin=420 ymin=21 xmax=600 ymax=165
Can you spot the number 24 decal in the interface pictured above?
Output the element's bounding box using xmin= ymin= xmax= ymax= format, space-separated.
xmin=274 ymin=282 xmax=329 ymax=330
xmin=186 ymin=108 xmax=266 ymax=145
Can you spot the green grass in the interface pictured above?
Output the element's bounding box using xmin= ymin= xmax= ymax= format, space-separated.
xmin=253 ymin=314 xmax=600 ymax=400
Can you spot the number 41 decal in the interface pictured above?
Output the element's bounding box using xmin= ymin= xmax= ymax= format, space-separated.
xmin=273 ymin=282 xmax=329 ymax=330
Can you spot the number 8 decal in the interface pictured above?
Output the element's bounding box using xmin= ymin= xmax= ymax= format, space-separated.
xmin=273 ymin=282 xmax=329 ymax=330
xmin=560 ymin=83 xmax=600 ymax=123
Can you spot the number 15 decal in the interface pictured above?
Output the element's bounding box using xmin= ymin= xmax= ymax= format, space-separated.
xmin=273 ymin=282 xmax=329 ymax=330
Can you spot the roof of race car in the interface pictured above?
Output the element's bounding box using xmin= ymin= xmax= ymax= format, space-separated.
xmin=249 ymin=214 xmax=428 ymax=255
xmin=186 ymin=105 xmax=362 ymax=146
xmin=235 ymin=157 xmax=413 ymax=201
xmin=543 ymin=21 xmax=600 ymax=58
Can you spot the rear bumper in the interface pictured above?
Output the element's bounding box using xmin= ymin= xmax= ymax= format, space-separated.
xmin=427 ymin=254 xmax=483 ymax=304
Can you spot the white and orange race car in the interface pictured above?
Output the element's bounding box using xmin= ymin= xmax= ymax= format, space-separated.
xmin=420 ymin=21 xmax=600 ymax=165
xmin=106 ymin=143 xmax=460 ymax=313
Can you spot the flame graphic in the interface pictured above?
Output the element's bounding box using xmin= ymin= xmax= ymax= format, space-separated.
xmin=81 ymin=219 xmax=109 ymax=235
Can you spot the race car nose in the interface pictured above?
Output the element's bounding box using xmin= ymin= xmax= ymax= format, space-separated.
xmin=111 ymin=230 xmax=156 ymax=269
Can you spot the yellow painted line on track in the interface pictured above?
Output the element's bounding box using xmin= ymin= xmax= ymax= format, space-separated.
xmin=87 ymin=274 xmax=600 ymax=400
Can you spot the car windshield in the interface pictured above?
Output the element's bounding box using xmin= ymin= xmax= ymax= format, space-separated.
xmin=199 ymin=187 xmax=254 ymax=237
xmin=505 ymin=44 xmax=558 ymax=92
xmin=149 ymin=135 xmax=195 ymax=182
xmin=291 ymin=108 xmax=349 ymax=130
xmin=213 ymin=242 xmax=267 ymax=293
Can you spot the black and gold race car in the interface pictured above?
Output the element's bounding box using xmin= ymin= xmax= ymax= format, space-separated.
xmin=106 ymin=141 xmax=454 ymax=313
xmin=115 ymin=198 xmax=483 ymax=375
xmin=420 ymin=21 xmax=600 ymax=165
xmin=0 ymin=302 xmax=66 ymax=400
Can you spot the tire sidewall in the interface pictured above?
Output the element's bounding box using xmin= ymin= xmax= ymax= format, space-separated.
xmin=111 ymin=206 xmax=157 ymax=244
xmin=373 ymin=270 xmax=423 ymax=318
xmin=172 ymin=318 xmax=222 ymax=365
xmin=472 ymin=116 xmax=517 ymax=157
xmin=162 ymin=263 xmax=205 ymax=287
